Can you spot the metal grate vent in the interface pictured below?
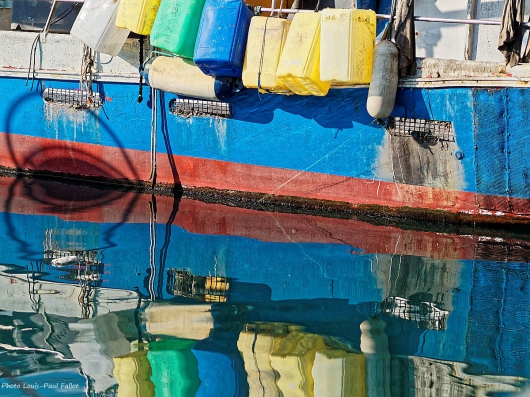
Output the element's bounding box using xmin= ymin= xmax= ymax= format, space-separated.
xmin=387 ymin=116 xmax=455 ymax=143
xmin=380 ymin=296 xmax=449 ymax=330
xmin=43 ymin=88 xmax=102 ymax=109
xmin=169 ymin=98 xmax=232 ymax=118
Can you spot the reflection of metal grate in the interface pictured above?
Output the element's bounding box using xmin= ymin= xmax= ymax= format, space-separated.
xmin=57 ymin=266 xmax=102 ymax=285
xmin=387 ymin=117 xmax=455 ymax=143
xmin=167 ymin=269 xmax=229 ymax=302
xmin=43 ymin=88 xmax=102 ymax=109
xmin=380 ymin=296 xmax=449 ymax=330
xmin=169 ymin=98 xmax=232 ymax=118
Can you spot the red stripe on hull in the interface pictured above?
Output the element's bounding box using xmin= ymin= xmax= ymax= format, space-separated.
xmin=1 ymin=132 xmax=527 ymax=218
xmin=171 ymin=156 xmax=479 ymax=213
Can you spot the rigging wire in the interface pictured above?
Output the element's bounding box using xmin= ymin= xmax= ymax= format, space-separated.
xmin=149 ymin=87 xmax=158 ymax=182
xmin=26 ymin=4 xmax=78 ymax=90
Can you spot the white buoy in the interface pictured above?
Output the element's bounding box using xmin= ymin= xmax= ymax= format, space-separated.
xmin=145 ymin=56 xmax=235 ymax=101
xmin=366 ymin=40 xmax=399 ymax=119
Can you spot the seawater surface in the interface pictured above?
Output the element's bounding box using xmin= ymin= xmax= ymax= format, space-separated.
xmin=0 ymin=176 xmax=528 ymax=397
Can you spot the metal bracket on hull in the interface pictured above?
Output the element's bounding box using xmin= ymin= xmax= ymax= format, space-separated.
xmin=42 ymin=88 xmax=102 ymax=109
xmin=169 ymin=98 xmax=233 ymax=118
xmin=387 ymin=117 xmax=455 ymax=144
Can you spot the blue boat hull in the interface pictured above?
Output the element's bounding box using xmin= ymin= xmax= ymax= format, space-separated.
xmin=1 ymin=73 xmax=529 ymax=223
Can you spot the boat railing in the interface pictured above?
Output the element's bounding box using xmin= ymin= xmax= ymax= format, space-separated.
xmin=258 ymin=8 xmax=530 ymax=28
xmin=2 ymin=2 xmax=527 ymax=31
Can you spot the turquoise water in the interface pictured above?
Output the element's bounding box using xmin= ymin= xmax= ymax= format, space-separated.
xmin=0 ymin=176 xmax=528 ymax=396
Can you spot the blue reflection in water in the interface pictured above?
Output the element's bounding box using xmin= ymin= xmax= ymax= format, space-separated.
xmin=0 ymin=177 xmax=528 ymax=396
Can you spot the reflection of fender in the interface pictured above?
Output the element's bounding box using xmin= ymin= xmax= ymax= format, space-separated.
xmin=51 ymin=255 xmax=79 ymax=267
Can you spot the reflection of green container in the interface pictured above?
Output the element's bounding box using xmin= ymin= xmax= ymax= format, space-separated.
xmin=150 ymin=0 xmax=206 ymax=59
xmin=148 ymin=339 xmax=200 ymax=397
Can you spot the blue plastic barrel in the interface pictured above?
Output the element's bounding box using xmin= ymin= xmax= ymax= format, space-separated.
xmin=193 ymin=0 xmax=253 ymax=77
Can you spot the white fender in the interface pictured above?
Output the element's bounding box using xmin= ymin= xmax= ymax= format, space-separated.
xmin=366 ymin=40 xmax=399 ymax=119
xmin=145 ymin=56 xmax=235 ymax=101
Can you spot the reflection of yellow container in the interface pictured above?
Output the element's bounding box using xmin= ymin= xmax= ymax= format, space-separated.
xmin=113 ymin=350 xmax=155 ymax=397
xmin=276 ymin=13 xmax=330 ymax=96
xmin=242 ymin=16 xmax=291 ymax=93
xmin=320 ymin=9 xmax=376 ymax=84
xmin=269 ymin=332 xmax=326 ymax=396
xmin=312 ymin=350 xmax=366 ymax=397
xmin=115 ymin=0 xmax=161 ymax=35
xmin=238 ymin=331 xmax=285 ymax=397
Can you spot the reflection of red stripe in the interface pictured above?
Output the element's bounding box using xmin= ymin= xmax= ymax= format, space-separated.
xmin=1 ymin=132 xmax=529 ymax=220
xmin=174 ymin=199 xmax=481 ymax=260
xmin=1 ymin=175 xmax=529 ymax=262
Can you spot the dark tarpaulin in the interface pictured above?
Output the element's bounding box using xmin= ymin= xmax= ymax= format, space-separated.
xmin=392 ymin=0 xmax=416 ymax=76
xmin=498 ymin=0 xmax=530 ymax=66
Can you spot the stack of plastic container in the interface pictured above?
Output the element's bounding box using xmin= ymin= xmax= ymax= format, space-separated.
xmin=115 ymin=0 xmax=162 ymax=35
xmin=242 ymin=8 xmax=376 ymax=96
xmin=150 ymin=0 xmax=207 ymax=59
xmin=193 ymin=0 xmax=254 ymax=77
xmin=70 ymin=0 xmax=130 ymax=56
xmin=93 ymin=0 xmax=376 ymax=101
xmin=320 ymin=8 xmax=376 ymax=84
xmin=242 ymin=15 xmax=291 ymax=93
xmin=276 ymin=12 xmax=330 ymax=96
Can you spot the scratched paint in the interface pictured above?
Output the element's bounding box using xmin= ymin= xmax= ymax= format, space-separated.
xmin=383 ymin=133 xmax=465 ymax=190
xmin=473 ymin=88 xmax=530 ymax=215
xmin=212 ymin=117 xmax=228 ymax=153
xmin=44 ymin=103 xmax=93 ymax=143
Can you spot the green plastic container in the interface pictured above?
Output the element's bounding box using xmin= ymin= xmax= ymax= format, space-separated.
xmin=150 ymin=0 xmax=206 ymax=59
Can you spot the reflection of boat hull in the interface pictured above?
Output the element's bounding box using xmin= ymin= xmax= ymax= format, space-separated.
xmin=0 ymin=176 xmax=528 ymax=383
xmin=1 ymin=32 xmax=530 ymax=224
xmin=1 ymin=176 xmax=528 ymax=263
